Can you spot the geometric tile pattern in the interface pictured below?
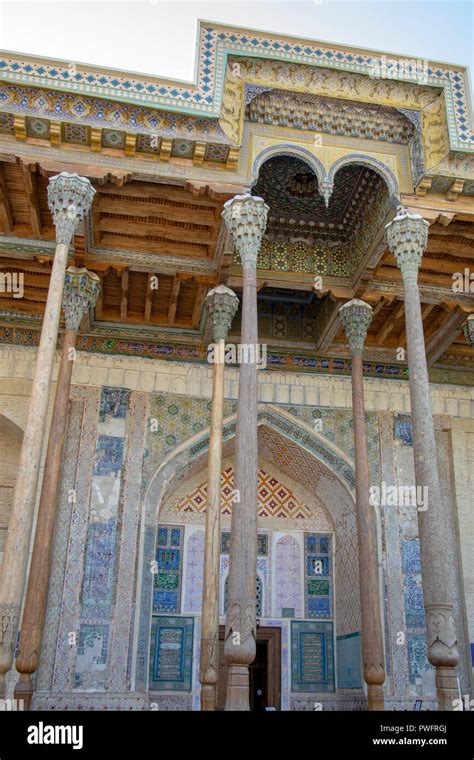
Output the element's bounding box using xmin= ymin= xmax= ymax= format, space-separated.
xmin=176 ymin=466 xmax=311 ymax=519
xmin=143 ymin=395 xmax=237 ymax=489
xmin=183 ymin=529 xmax=205 ymax=613
xmin=305 ymin=533 xmax=333 ymax=619
xmin=275 ymin=535 xmax=303 ymax=618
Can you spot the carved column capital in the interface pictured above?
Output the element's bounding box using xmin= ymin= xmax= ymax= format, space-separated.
xmin=463 ymin=314 xmax=474 ymax=346
xmin=62 ymin=267 xmax=101 ymax=330
xmin=385 ymin=207 xmax=429 ymax=282
xmin=206 ymin=285 xmax=239 ymax=343
xmin=339 ymin=298 xmax=373 ymax=355
xmin=48 ymin=172 xmax=95 ymax=245
xmin=222 ymin=194 xmax=269 ymax=269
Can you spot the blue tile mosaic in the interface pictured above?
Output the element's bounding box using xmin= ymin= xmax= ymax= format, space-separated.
xmin=153 ymin=525 xmax=184 ymax=614
xmin=305 ymin=534 xmax=333 ymax=619
xmin=99 ymin=387 xmax=129 ymax=422
xmin=81 ymin=520 xmax=117 ymax=616
xmin=394 ymin=414 xmax=413 ymax=446
xmin=401 ymin=539 xmax=432 ymax=683
xmin=93 ymin=435 xmax=124 ymax=477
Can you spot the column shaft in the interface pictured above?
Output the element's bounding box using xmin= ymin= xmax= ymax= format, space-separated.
xmin=351 ymin=352 xmax=386 ymax=710
xmin=200 ymin=344 xmax=225 ymax=710
xmin=386 ymin=209 xmax=459 ymax=710
xmin=224 ymin=265 xmax=259 ymax=711
xmin=221 ymin=194 xmax=268 ymax=711
xmin=0 ymin=241 xmax=69 ymax=695
xmin=0 ymin=173 xmax=94 ymax=697
xmin=403 ymin=275 xmax=459 ymax=708
xmin=14 ymin=328 xmax=76 ymax=708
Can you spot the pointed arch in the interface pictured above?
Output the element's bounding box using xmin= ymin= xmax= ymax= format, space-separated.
xmin=326 ymin=154 xmax=400 ymax=203
xmin=250 ymin=144 xmax=325 ymax=189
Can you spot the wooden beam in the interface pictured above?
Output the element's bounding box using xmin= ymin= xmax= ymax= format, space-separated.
xmin=167 ymin=276 xmax=182 ymax=325
xmin=375 ymin=300 xmax=404 ymax=343
xmin=429 ymin=222 xmax=474 ymax=241
xmin=374 ymin=266 xmax=456 ymax=289
xmin=98 ymin=217 xmax=213 ymax=244
xmin=100 ymin=234 xmax=209 ymax=258
xmin=191 ymin=285 xmax=207 ymax=328
xmin=22 ymin=166 xmax=42 ymax=238
xmin=97 ymin=196 xmax=216 ymax=225
xmin=98 ymin=183 xmax=220 ymax=208
xmin=426 ymin=238 xmax=474 ymax=259
xmin=0 ymin=165 xmax=13 ymax=234
xmin=144 ymin=272 xmax=155 ymax=324
xmin=95 ymin=273 xmax=104 ymax=320
xmin=120 ymin=270 xmax=129 ymax=321
xmin=426 ymin=307 xmax=468 ymax=365
xmin=398 ymin=303 xmax=435 ymax=346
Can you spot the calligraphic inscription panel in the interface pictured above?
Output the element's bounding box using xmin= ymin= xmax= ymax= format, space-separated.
xmin=291 ymin=620 xmax=335 ymax=693
xmin=149 ymin=616 xmax=194 ymax=691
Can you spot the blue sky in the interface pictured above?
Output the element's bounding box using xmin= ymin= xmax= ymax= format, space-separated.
xmin=0 ymin=0 xmax=472 ymax=96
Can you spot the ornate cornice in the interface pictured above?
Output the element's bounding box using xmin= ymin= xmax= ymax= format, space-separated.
xmin=0 ymin=324 xmax=472 ymax=385
xmin=0 ymin=21 xmax=472 ymax=151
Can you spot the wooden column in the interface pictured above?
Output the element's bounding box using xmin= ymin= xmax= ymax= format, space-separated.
xmin=221 ymin=194 xmax=268 ymax=711
xmin=0 ymin=174 xmax=95 ymax=697
xmin=386 ymin=208 xmax=459 ymax=710
xmin=14 ymin=267 xmax=100 ymax=709
xmin=339 ymin=299 xmax=386 ymax=710
xmin=199 ymin=285 xmax=239 ymax=711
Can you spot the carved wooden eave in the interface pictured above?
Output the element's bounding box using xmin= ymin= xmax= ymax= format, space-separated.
xmin=0 ymin=21 xmax=472 ymax=378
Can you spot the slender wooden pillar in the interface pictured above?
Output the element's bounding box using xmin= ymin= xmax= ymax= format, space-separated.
xmin=199 ymin=286 xmax=239 ymax=711
xmin=339 ymin=299 xmax=386 ymax=710
xmin=221 ymin=194 xmax=268 ymax=711
xmin=14 ymin=267 xmax=100 ymax=709
xmin=386 ymin=208 xmax=459 ymax=710
xmin=0 ymin=174 xmax=95 ymax=697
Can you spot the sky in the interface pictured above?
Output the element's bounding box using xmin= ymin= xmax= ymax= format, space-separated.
xmin=0 ymin=0 xmax=472 ymax=96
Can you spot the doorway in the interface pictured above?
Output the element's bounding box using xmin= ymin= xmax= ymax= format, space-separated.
xmin=216 ymin=625 xmax=281 ymax=711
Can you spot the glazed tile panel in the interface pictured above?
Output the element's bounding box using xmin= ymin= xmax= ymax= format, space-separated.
xmin=74 ymin=387 xmax=130 ymax=690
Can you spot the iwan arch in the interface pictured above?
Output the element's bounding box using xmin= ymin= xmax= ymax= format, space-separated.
xmin=0 ymin=21 xmax=472 ymax=711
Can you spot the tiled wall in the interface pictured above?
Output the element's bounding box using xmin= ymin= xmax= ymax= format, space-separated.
xmin=0 ymin=347 xmax=465 ymax=707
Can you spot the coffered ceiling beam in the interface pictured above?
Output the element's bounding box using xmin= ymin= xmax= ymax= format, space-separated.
xmin=120 ymin=270 xmax=129 ymax=321
xmin=375 ymin=300 xmax=404 ymax=343
xmin=21 ymin=165 xmax=42 ymax=238
xmin=168 ymin=275 xmax=182 ymax=325
xmin=0 ymin=165 xmax=13 ymax=234
xmin=426 ymin=306 xmax=470 ymax=366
